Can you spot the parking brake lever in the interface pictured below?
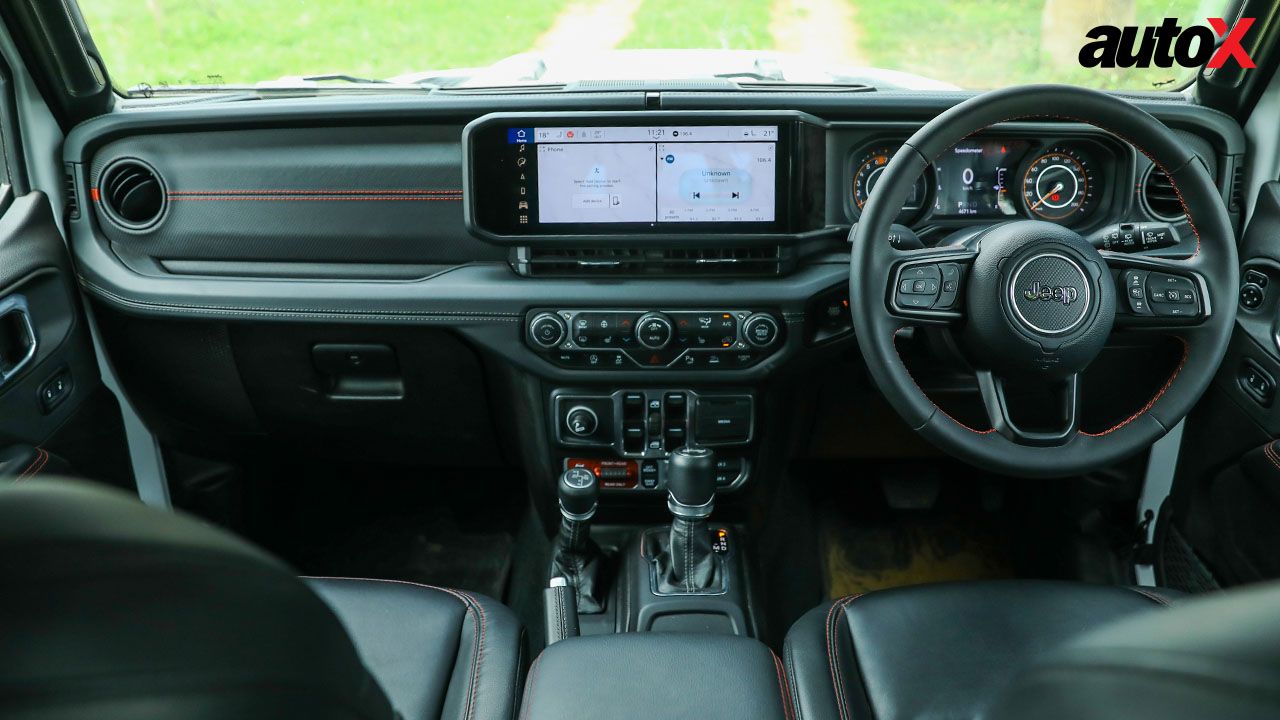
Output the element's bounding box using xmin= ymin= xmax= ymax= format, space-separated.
xmin=544 ymin=576 xmax=580 ymax=645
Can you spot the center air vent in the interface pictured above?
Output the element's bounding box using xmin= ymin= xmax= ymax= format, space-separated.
xmin=98 ymin=160 xmax=165 ymax=229
xmin=1141 ymin=165 xmax=1185 ymax=222
xmin=515 ymin=246 xmax=787 ymax=277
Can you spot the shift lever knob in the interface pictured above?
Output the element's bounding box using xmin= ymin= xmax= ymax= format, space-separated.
xmin=666 ymin=446 xmax=715 ymax=518
xmin=558 ymin=467 xmax=599 ymax=520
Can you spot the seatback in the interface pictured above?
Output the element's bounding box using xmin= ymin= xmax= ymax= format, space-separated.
xmin=0 ymin=479 xmax=394 ymax=720
xmin=990 ymin=581 xmax=1280 ymax=720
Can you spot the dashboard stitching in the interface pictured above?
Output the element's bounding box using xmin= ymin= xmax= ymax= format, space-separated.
xmin=80 ymin=277 xmax=522 ymax=321
xmin=921 ymin=114 xmax=1202 ymax=258
xmin=1079 ymin=336 xmax=1188 ymax=437
xmin=168 ymin=189 xmax=463 ymax=195
xmin=168 ymin=196 xmax=462 ymax=202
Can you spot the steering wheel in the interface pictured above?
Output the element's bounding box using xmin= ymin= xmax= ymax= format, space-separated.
xmin=851 ymin=85 xmax=1237 ymax=478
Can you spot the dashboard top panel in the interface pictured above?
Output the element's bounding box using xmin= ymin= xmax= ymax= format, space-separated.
xmin=61 ymin=90 xmax=1244 ymax=335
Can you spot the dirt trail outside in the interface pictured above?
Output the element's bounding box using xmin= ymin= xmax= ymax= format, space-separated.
xmin=771 ymin=0 xmax=867 ymax=68
xmin=533 ymin=0 xmax=646 ymax=53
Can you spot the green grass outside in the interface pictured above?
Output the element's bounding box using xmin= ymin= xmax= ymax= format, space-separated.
xmin=82 ymin=0 xmax=1223 ymax=91
xmin=851 ymin=0 xmax=1212 ymax=90
xmin=618 ymin=0 xmax=775 ymax=51
xmin=79 ymin=0 xmax=568 ymax=88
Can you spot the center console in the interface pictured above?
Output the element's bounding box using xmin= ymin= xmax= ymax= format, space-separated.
xmin=519 ymin=633 xmax=791 ymax=720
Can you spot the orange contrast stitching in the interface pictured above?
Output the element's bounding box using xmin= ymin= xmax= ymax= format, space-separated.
xmin=891 ymin=329 xmax=995 ymax=434
xmin=825 ymin=594 xmax=861 ymax=720
xmin=771 ymin=650 xmax=796 ymax=720
xmin=16 ymin=448 xmax=48 ymax=482
xmin=1080 ymin=337 xmax=1189 ymax=436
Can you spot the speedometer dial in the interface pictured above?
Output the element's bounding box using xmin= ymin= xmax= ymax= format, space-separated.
xmin=1020 ymin=148 xmax=1098 ymax=223
xmin=851 ymin=145 xmax=929 ymax=220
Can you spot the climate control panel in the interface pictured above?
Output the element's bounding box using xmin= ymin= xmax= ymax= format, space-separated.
xmin=526 ymin=308 xmax=783 ymax=370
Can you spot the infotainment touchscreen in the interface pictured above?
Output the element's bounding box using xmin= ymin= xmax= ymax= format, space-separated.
xmin=466 ymin=118 xmax=814 ymax=238
xmin=529 ymin=126 xmax=777 ymax=224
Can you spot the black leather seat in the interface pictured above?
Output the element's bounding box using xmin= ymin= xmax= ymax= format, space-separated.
xmin=0 ymin=479 xmax=524 ymax=720
xmin=783 ymin=580 xmax=1179 ymax=720
xmin=988 ymin=580 xmax=1280 ymax=720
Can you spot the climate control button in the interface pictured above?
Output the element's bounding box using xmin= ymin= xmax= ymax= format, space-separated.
xmin=636 ymin=313 xmax=674 ymax=349
xmin=529 ymin=312 xmax=567 ymax=348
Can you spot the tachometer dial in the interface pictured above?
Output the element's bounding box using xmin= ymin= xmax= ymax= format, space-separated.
xmin=852 ymin=145 xmax=929 ymax=219
xmin=1020 ymin=148 xmax=1098 ymax=223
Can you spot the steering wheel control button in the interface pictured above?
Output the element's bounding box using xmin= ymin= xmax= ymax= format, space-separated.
xmin=1146 ymin=273 xmax=1199 ymax=317
xmin=895 ymin=263 xmax=943 ymax=309
xmin=1123 ymin=270 xmax=1153 ymax=315
xmin=637 ymin=313 xmax=674 ymax=349
xmin=565 ymin=406 xmax=599 ymax=437
xmin=934 ymin=264 xmax=963 ymax=310
xmin=1008 ymin=252 xmax=1092 ymax=336
xmin=743 ymin=314 xmax=780 ymax=348
xmin=529 ymin=313 xmax=567 ymax=348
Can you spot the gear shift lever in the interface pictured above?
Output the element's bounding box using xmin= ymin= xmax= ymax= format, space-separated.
xmin=550 ymin=468 xmax=606 ymax=613
xmin=657 ymin=446 xmax=721 ymax=593
xmin=667 ymin=446 xmax=716 ymax=519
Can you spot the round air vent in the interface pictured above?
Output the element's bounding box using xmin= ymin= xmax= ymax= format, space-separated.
xmin=98 ymin=160 xmax=165 ymax=229
xmin=1141 ymin=165 xmax=1185 ymax=222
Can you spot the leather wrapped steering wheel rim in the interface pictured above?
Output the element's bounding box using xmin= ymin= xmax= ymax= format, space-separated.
xmin=850 ymin=84 xmax=1237 ymax=478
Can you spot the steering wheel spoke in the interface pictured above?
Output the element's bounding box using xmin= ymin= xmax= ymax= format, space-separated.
xmin=976 ymin=370 xmax=1080 ymax=447
xmin=1103 ymin=251 xmax=1211 ymax=330
xmin=887 ymin=249 xmax=977 ymax=324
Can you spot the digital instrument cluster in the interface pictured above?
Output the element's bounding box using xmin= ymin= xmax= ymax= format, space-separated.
xmin=850 ymin=137 xmax=1113 ymax=228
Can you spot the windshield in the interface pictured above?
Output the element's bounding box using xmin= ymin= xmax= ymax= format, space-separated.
xmin=80 ymin=0 xmax=1234 ymax=93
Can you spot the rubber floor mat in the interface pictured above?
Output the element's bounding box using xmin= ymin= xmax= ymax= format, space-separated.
xmin=823 ymin=516 xmax=1012 ymax=597
xmin=297 ymin=514 xmax=514 ymax=600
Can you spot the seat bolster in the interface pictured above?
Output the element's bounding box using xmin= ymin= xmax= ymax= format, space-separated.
xmin=440 ymin=590 xmax=527 ymax=720
xmin=306 ymin=577 xmax=525 ymax=720
xmin=783 ymin=581 xmax=1181 ymax=720
xmin=782 ymin=597 xmax=870 ymax=720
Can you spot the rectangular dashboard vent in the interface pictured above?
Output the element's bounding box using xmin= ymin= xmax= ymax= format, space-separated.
xmin=515 ymin=246 xmax=785 ymax=277
xmin=1230 ymin=161 xmax=1245 ymax=213
xmin=63 ymin=163 xmax=80 ymax=221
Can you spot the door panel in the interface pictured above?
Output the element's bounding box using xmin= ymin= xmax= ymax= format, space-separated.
xmin=1168 ymin=180 xmax=1280 ymax=589
xmin=0 ymin=190 xmax=131 ymax=485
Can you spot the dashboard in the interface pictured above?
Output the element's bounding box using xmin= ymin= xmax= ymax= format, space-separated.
xmin=465 ymin=110 xmax=1188 ymax=250
xmin=60 ymin=89 xmax=1245 ymax=488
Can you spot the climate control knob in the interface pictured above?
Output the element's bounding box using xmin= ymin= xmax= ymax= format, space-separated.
xmin=636 ymin=313 xmax=674 ymax=349
xmin=529 ymin=313 xmax=567 ymax=348
xmin=743 ymin=313 xmax=780 ymax=348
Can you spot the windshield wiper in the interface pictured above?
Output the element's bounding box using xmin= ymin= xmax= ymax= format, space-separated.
xmin=296 ymin=73 xmax=390 ymax=84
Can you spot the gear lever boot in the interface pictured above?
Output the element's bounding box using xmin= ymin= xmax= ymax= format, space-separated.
xmin=656 ymin=446 xmax=722 ymax=593
xmin=549 ymin=467 xmax=607 ymax=613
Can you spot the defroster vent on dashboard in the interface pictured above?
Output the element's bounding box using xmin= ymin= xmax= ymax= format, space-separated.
xmin=513 ymin=246 xmax=786 ymax=277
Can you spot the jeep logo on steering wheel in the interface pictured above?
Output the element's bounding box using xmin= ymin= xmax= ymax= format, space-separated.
xmin=1022 ymin=282 xmax=1080 ymax=306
